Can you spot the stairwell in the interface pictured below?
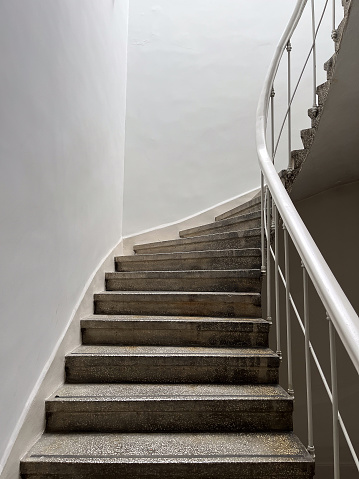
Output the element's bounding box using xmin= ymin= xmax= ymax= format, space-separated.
xmin=20 ymin=195 xmax=315 ymax=478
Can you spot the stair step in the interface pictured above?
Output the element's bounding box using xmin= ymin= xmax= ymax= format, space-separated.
xmin=21 ymin=432 xmax=314 ymax=478
xmin=215 ymin=196 xmax=262 ymax=221
xmin=65 ymin=346 xmax=279 ymax=384
xmin=179 ymin=211 xmax=261 ymax=238
xmin=81 ymin=315 xmax=269 ymax=347
xmin=115 ymin=248 xmax=261 ymax=272
xmin=133 ymin=229 xmax=261 ymax=254
xmin=94 ymin=291 xmax=261 ymax=317
xmin=46 ymin=384 xmax=293 ymax=433
xmin=105 ymin=269 xmax=261 ymax=293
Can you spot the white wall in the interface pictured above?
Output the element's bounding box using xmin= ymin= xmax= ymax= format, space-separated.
xmin=0 ymin=0 xmax=128 ymax=472
xmin=123 ymin=0 xmax=338 ymax=236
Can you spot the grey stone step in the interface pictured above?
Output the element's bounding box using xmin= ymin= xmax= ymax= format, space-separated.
xmin=133 ymin=229 xmax=261 ymax=254
xmin=65 ymin=346 xmax=279 ymax=384
xmin=115 ymin=248 xmax=261 ymax=272
xmin=105 ymin=269 xmax=261 ymax=293
xmin=215 ymin=196 xmax=262 ymax=221
xmin=21 ymin=432 xmax=314 ymax=478
xmin=94 ymin=291 xmax=261 ymax=318
xmin=81 ymin=315 xmax=269 ymax=347
xmin=45 ymin=384 xmax=293 ymax=433
xmin=179 ymin=211 xmax=261 ymax=238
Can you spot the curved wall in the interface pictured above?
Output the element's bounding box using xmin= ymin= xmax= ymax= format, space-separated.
xmin=0 ymin=0 xmax=128 ymax=473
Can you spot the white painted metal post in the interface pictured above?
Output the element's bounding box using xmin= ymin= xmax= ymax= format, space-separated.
xmin=328 ymin=312 xmax=340 ymax=479
xmin=261 ymin=173 xmax=266 ymax=275
xmin=266 ymin=188 xmax=272 ymax=322
xmin=274 ymin=204 xmax=282 ymax=358
xmin=284 ymin=225 xmax=294 ymax=395
xmin=286 ymin=41 xmax=293 ymax=170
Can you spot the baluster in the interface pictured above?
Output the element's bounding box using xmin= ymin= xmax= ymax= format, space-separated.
xmin=274 ymin=204 xmax=281 ymax=358
xmin=266 ymin=188 xmax=272 ymax=323
xmin=286 ymin=41 xmax=293 ymax=170
xmin=332 ymin=0 xmax=337 ymax=44
xmin=260 ymin=173 xmax=266 ymax=275
xmin=302 ymin=263 xmax=315 ymax=456
xmin=270 ymin=87 xmax=275 ymax=161
xmin=283 ymin=224 xmax=294 ymax=395
xmin=310 ymin=0 xmax=318 ymax=114
xmin=328 ymin=312 xmax=340 ymax=478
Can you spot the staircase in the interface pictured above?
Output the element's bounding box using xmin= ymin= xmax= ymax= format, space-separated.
xmin=21 ymin=195 xmax=315 ymax=478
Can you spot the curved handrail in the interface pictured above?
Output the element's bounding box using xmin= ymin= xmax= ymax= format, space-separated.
xmin=256 ymin=0 xmax=359 ymax=374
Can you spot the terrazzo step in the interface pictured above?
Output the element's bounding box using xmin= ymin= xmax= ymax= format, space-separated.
xmin=81 ymin=316 xmax=269 ymax=347
xmin=115 ymin=248 xmax=261 ymax=272
xmin=21 ymin=432 xmax=315 ymax=478
xmin=45 ymin=384 xmax=293 ymax=433
xmin=179 ymin=211 xmax=261 ymax=239
xmin=215 ymin=196 xmax=262 ymax=221
xmin=94 ymin=291 xmax=261 ymax=318
xmin=105 ymin=269 xmax=261 ymax=293
xmin=65 ymin=346 xmax=279 ymax=384
xmin=133 ymin=229 xmax=261 ymax=254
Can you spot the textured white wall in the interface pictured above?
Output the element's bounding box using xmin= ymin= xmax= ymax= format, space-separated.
xmin=0 ymin=0 xmax=128 ymax=470
xmin=122 ymin=0 xmax=336 ymax=235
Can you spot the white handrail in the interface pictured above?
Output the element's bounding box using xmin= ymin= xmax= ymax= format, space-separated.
xmin=256 ymin=0 xmax=359 ymax=374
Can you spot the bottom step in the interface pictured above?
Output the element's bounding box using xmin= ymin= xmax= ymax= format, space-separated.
xmin=21 ymin=432 xmax=314 ymax=478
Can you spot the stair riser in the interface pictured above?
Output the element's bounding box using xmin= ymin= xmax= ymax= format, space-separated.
xmin=65 ymin=357 xmax=279 ymax=384
xmin=105 ymin=276 xmax=261 ymax=293
xmin=21 ymin=461 xmax=314 ymax=479
xmin=215 ymin=203 xmax=261 ymax=221
xmin=180 ymin=218 xmax=261 ymax=239
xmin=115 ymin=255 xmax=261 ymax=272
xmin=46 ymin=401 xmax=292 ymax=433
xmin=134 ymin=234 xmax=261 ymax=254
xmin=82 ymin=327 xmax=269 ymax=348
xmin=94 ymin=298 xmax=261 ymax=318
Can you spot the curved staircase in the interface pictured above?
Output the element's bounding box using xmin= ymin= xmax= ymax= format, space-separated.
xmin=20 ymin=197 xmax=315 ymax=478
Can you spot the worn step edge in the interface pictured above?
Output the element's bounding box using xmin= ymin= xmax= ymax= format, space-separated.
xmin=215 ymin=197 xmax=262 ymax=221
xmin=179 ymin=211 xmax=261 ymax=239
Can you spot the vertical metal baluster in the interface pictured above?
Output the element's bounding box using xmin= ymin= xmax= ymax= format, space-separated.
xmin=332 ymin=0 xmax=337 ymax=45
xmin=266 ymin=188 xmax=271 ymax=323
xmin=311 ymin=0 xmax=318 ymax=115
xmin=283 ymin=225 xmax=294 ymax=395
xmin=302 ymin=263 xmax=315 ymax=456
xmin=328 ymin=312 xmax=340 ymax=478
xmin=274 ymin=204 xmax=281 ymax=358
xmin=286 ymin=41 xmax=293 ymax=171
xmin=270 ymin=87 xmax=275 ymax=161
xmin=261 ymin=173 xmax=266 ymax=275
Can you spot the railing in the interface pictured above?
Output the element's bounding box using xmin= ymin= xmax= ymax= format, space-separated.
xmin=256 ymin=0 xmax=359 ymax=477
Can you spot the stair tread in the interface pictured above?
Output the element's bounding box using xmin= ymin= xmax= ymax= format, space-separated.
xmin=22 ymin=431 xmax=314 ymax=464
xmin=179 ymin=211 xmax=261 ymax=238
xmin=82 ymin=315 xmax=268 ymax=325
xmin=95 ymin=291 xmax=260 ymax=298
xmin=48 ymin=384 xmax=291 ymax=402
xmin=68 ymin=345 xmax=277 ymax=357
xmin=215 ymin=197 xmax=262 ymax=221
xmin=134 ymin=228 xmax=261 ymax=252
xmin=106 ymin=269 xmax=261 ymax=279
xmin=116 ymin=248 xmax=261 ymax=261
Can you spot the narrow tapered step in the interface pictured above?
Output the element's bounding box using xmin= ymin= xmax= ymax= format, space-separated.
xmin=81 ymin=315 xmax=269 ymax=347
xmin=179 ymin=211 xmax=261 ymax=238
xmin=94 ymin=291 xmax=261 ymax=318
xmin=115 ymin=248 xmax=261 ymax=272
xmin=215 ymin=196 xmax=262 ymax=221
xmin=65 ymin=346 xmax=279 ymax=384
xmin=46 ymin=384 xmax=293 ymax=433
xmin=21 ymin=432 xmax=315 ymax=478
xmin=105 ymin=269 xmax=261 ymax=293
xmin=133 ymin=229 xmax=261 ymax=254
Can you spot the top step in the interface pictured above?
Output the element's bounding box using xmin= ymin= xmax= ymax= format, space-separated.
xmin=216 ymin=196 xmax=262 ymax=221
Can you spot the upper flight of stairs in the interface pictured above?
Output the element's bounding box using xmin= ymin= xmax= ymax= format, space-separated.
xmin=21 ymin=198 xmax=315 ymax=478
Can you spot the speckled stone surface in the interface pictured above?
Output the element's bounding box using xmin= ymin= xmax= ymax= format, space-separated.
xmin=133 ymin=229 xmax=261 ymax=254
xmin=94 ymin=291 xmax=261 ymax=318
xmin=46 ymin=384 xmax=293 ymax=433
xmin=65 ymin=346 xmax=279 ymax=385
xmin=81 ymin=315 xmax=269 ymax=347
xmin=21 ymin=432 xmax=314 ymax=478
xmin=105 ymin=269 xmax=261 ymax=293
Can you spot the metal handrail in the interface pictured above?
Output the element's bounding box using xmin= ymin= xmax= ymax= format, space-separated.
xmin=256 ymin=0 xmax=359 ymax=376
